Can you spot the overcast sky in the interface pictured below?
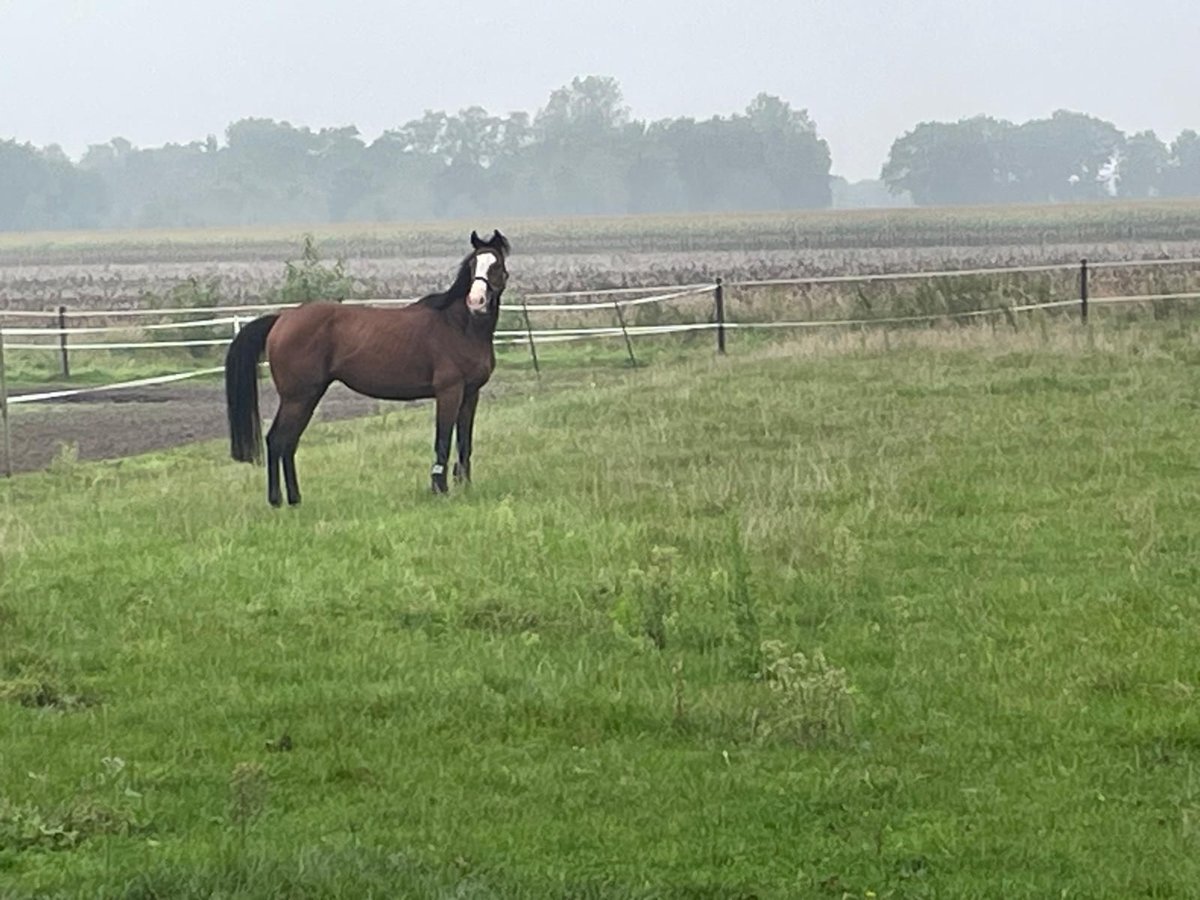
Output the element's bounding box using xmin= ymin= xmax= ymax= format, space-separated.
xmin=1 ymin=0 xmax=1196 ymax=181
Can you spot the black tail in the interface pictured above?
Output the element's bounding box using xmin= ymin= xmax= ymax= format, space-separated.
xmin=225 ymin=314 xmax=279 ymax=463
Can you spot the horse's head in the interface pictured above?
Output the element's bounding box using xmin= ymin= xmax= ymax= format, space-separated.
xmin=465 ymin=229 xmax=510 ymax=316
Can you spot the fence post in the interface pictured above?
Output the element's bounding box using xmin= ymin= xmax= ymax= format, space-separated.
xmin=520 ymin=297 xmax=540 ymax=375
xmin=0 ymin=326 xmax=11 ymax=478
xmin=613 ymin=300 xmax=638 ymax=367
xmin=1079 ymin=258 xmax=1089 ymax=324
xmin=58 ymin=305 xmax=70 ymax=379
xmin=714 ymin=277 xmax=726 ymax=355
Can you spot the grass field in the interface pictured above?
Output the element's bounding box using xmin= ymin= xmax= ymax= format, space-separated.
xmin=2 ymin=323 xmax=1200 ymax=897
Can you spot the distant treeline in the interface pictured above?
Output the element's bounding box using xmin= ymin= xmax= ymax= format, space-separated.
xmin=0 ymin=77 xmax=830 ymax=231
xmin=1 ymin=76 xmax=1198 ymax=231
xmin=883 ymin=112 xmax=1200 ymax=206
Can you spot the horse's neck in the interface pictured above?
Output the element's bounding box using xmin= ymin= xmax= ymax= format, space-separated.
xmin=443 ymin=300 xmax=499 ymax=340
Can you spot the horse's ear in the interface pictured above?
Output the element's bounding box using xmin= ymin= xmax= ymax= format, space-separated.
xmin=470 ymin=230 xmax=483 ymax=250
xmin=491 ymin=230 xmax=511 ymax=255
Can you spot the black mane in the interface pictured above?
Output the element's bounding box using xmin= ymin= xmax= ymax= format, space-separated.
xmin=415 ymin=253 xmax=475 ymax=311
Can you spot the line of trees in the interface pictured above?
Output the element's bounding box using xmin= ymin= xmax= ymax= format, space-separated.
xmin=3 ymin=77 xmax=1200 ymax=231
xmin=0 ymin=77 xmax=831 ymax=230
xmin=881 ymin=111 xmax=1200 ymax=206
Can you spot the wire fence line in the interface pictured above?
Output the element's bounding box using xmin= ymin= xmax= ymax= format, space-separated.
xmin=2 ymin=285 xmax=1194 ymax=353
xmin=728 ymin=255 xmax=1200 ymax=288
xmin=2 ymin=290 xmax=1194 ymax=388
xmin=0 ymin=316 xmax=244 ymax=336
xmin=0 ymin=285 xmax=717 ymax=336
xmin=1 ymin=255 xmax=1198 ymax=431
xmin=7 ymin=367 xmax=227 ymax=406
xmin=3 ymin=254 xmax=1198 ymax=323
xmin=0 ymin=284 xmax=715 ymax=322
xmin=5 ymin=338 xmax=235 ymax=351
xmin=1088 ymin=291 xmax=1200 ymax=306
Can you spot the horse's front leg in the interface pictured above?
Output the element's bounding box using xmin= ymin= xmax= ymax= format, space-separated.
xmin=453 ymin=388 xmax=481 ymax=484
xmin=431 ymin=383 xmax=464 ymax=494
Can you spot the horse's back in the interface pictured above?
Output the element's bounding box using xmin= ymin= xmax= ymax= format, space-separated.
xmin=268 ymin=302 xmax=441 ymax=401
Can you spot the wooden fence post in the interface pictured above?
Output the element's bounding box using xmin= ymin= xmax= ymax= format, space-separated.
xmin=0 ymin=326 xmax=11 ymax=477
xmin=58 ymin=305 xmax=70 ymax=379
xmin=1080 ymin=258 xmax=1089 ymax=324
xmin=714 ymin=277 xmax=726 ymax=355
xmin=520 ymin=297 xmax=540 ymax=375
xmin=613 ymin=300 xmax=638 ymax=367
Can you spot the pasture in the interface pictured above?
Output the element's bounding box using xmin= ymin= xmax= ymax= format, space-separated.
xmin=2 ymin=321 xmax=1199 ymax=897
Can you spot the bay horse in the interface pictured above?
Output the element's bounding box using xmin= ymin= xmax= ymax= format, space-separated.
xmin=225 ymin=229 xmax=510 ymax=506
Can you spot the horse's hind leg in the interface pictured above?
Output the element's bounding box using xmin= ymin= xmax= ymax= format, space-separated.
xmin=266 ymin=387 xmax=327 ymax=507
xmin=265 ymin=421 xmax=283 ymax=507
xmin=431 ymin=382 xmax=464 ymax=494
xmin=453 ymin=388 xmax=480 ymax=484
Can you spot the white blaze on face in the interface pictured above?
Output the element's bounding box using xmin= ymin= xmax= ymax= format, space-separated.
xmin=467 ymin=252 xmax=496 ymax=313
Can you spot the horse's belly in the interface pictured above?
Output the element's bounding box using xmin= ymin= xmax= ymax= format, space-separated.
xmin=338 ymin=376 xmax=434 ymax=402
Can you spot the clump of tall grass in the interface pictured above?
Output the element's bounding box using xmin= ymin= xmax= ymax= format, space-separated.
xmin=0 ymin=757 xmax=149 ymax=852
xmin=752 ymin=641 xmax=856 ymax=745
xmin=726 ymin=522 xmax=761 ymax=677
xmin=228 ymin=762 xmax=269 ymax=843
xmin=611 ymin=546 xmax=679 ymax=650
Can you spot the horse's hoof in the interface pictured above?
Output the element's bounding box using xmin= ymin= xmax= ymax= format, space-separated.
xmin=268 ymin=496 xmax=283 ymax=508
xmin=431 ymin=477 xmax=449 ymax=495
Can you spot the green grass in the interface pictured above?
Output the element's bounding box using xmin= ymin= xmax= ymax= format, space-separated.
xmin=1 ymin=350 xmax=226 ymax=392
xmin=2 ymin=324 xmax=1200 ymax=897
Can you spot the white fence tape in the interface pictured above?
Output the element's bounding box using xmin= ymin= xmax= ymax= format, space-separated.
xmin=0 ymin=304 xmax=276 ymax=319
xmin=1007 ymin=299 xmax=1084 ymax=312
xmin=6 ymin=338 xmax=233 ymax=351
xmin=522 ymin=284 xmax=716 ymax=312
xmin=0 ymin=286 xmax=712 ymax=321
xmin=8 ymin=367 xmax=225 ymax=405
xmin=499 ymin=322 xmax=719 ymax=340
xmin=4 ymin=290 xmax=1199 ymax=355
xmin=731 ymin=265 xmax=1066 ymax=288
xmin=1087 ymin=291 xmax=1200 ymax=306
xmin=0 ymin=309 xmax=64 ymax=320
xmin=3 ymin=265 xmax=1198 ymax=409
xmin=3 ymin=285 xmax=719 ymax=350
xmin=522 ymin=282 xmax=717 ymax=300
xmin=2 ymin=316 xmax=241 ymax=337
xmin=1 ymin=255 xmax=1196 ymax=323
xmin=494 ymin=324 xmax=718 ymax=346
xmin=729 ymin=256 xmax=1200 ymax=289
xmin=1088 ymin=257 xmax=1200 ymax=270
xmin=0 ymin=299 xmax=417 ymax=319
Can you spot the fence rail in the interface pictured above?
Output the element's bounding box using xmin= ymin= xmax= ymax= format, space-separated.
xmin=1 ymin=255 xmax=1197 ymax=476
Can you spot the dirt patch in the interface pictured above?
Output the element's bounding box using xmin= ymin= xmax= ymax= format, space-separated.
xmin=4 ymin=380 xmax=392 ymax=474
xmin=0 ymin=676 xmax=100 ymax=711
